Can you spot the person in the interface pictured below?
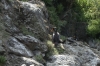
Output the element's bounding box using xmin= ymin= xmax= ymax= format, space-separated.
xmin=52 ymin=27 xmax=63 ymax=47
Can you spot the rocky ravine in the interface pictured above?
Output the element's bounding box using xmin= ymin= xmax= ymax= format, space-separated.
xmin=0 ymin=0 xmax=100 ymax=66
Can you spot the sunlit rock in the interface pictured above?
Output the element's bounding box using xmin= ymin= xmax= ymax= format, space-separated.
xmin=47 ymin=55 xmax=80 ymax=66
xmin=22 ymin=57 xmax=43 ymax=66
xmin=46 ymin=41 xmax=100 ymax=66
xmin=15 ymin=35 xmax=47 ymax=52
xmin=7 ymin=37 xmax=33 ymax=57
xmin=6 ymin=54 xmax=43 ymax=66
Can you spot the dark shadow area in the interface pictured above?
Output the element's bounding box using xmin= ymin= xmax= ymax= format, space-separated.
xmin=97 ymin=62 xmax=100 ymax=66
xmin=60 ymin=0 xmax=88 ymax=41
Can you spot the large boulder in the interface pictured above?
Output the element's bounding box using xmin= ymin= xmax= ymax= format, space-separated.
xmin=7 ymin=37 xmax=33 ymax=57
xmin=88 ymin=39 xmax=100 ymax=50
xmin=6 ymin=54 xmax=43 ymax=66
xmin=64 ymin=42 xmax=100 ymax=66
xmin=19 ymin=1 xmax=49 ymax=39
xmin=47 ymin=55 xmax=80 ymax=66
xmin=15 ymin=35 xmax=47 ymax=52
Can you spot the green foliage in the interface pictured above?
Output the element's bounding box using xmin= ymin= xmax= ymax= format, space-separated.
xmin=46 ymin=40 xmax=59 ymax=56
xmin=42 ymin=0 xmax=53 ymax=5
xmin=47 ymin=7 xmax=66 ymax=32
xmin=20 ymin=25 xmax=34 ymax=36
xmin=60 ymin=35 xmax=66 ymax=41
xmin=46 ymin=40 xmax=65 ymax=57
xmin=43 ymin=0 xmax=100 ymax=37
xmin=0 ymin=20 xmax=10 ymax=38
xmin=87 ymin=19 xmax=100 ymax=36
xmin=42 ymin=0 xmax=66 ymax=32
xmin=35 ymin=55 xmax=45 ymax=63
xmin=73 ymin=0 xmax=100 ymax=37
xmin=0 ymin=56 xmax=6 ymax=64
xmin=56 ymin=47 xmax=64 ymax=54
xmin=57 ymin=4 xmax=64 ymax=14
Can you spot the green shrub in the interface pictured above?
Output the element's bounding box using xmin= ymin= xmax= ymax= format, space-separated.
xmin=60 ymin=35 xmax=66 ymax=41
xmin=42 ymin=0 xmax=53 ymax=5
xmin=0 ymin=56 xmax=6 ymax=64
xmin=74 ymin=0 xmax=100 ymax=37
xmin=57 ymin=4 xmax=64 ymax=14
xmin=42 ymin=0 xmax=66 ymax=32
xmin=47 ymin=6 xmax=66 ymax=32
xmin=20 ymin=25 xmax=34 ymax=36
xmin=43 ymin=0 xmax=100 ymax=37
xmin=46 ymin=40 xmax=65 ymax=57
xmin=87 ymin=19 xmax=100 ymax=37
xmin=56 ymin=47 xmax=64 ymax=54
xmin=46 ymin=40 xmax=59 ymax=56
xmin=35 ymin=55 xmax=45 ymax=63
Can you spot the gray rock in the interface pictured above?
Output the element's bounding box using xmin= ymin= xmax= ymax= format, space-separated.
xmin=6 ymin=54 xmax=43 ymax=66
xmin=88 ymin=39 xmax=96 ymax=48
xmin=2 ymin=0 xmax=49 ymax=39
xmin=0 ymin=40 xmax=5 ymax=54
xmin=0 ymin=46 xmax=5 ymax=54
xmin=0 ymin=40 xmax=2 ymax=44
xmin=88 ymin=39 xmax=100 ymax=50
xmin=15 ymin=35 xmax=47 ymax=52
xmin=22 ymin=57 xmax=44 ymax=66
xmin=64 ymin=43 xmax=100 ymax=66
xmin=47 ymin=41 xmax=100 ymax=66
xmin=4 ymin=19 xmax=20 ymax=34
xmin=47 ymin=55 xmax=80 ymax=66
xmin=7 ymin=37 xmax=33 ymax=57
xmin=19 ymin=1 xmax=49 ymax=39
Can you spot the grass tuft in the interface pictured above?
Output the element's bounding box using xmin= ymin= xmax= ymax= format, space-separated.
xmin=0 ymin=56 xmax=6 ymax=64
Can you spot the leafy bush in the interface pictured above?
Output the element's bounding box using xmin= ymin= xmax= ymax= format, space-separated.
xmin=42 ymin=0 xmax=53 ymax=5
xmin=57 ymin=4 xmax=64 ymax=14
xmin=84 ymin=0 xmax=100 ymax=37
xmin=43 ymin=0 xmax=100 ymax=37
xmin=87 ymin=19 xmax=100 ymax=37
xmin=56 ymin=47 xmax=64 ymax=54
xmin=73 ymin=0 xmax=100 ymax=37
xmin=42 ymin=0 xmax=66 ymax=32
xmin=47 ymin=6 xmax=66 ymax=31
xmin=46 ymin=40 xmax=59 ymax=56
xmin=35 ymin=55 xmax=45 ymax=63
xmin=19 ymin=25 xmax=34 ymax=36
xmin=60 ymin=35 xmax=66 ymax=41
xmin=46 ymin=40 xmax=65 ymax=57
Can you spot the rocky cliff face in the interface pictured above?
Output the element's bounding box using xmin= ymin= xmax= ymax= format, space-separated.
xmin=0 ymin=0 xmax=100 ymax=66
xmin=0 ymin=0 xmax=49 ymax=66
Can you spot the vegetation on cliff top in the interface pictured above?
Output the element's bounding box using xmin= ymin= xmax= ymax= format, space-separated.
xmin=43 ymin=0 xmax=100 ymax=38
xmin=74 ymin=0 xmax=100 ymax=37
